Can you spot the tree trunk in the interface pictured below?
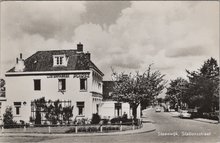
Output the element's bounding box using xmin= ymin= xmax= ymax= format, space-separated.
xmin=132 ymin=106 xmax=138 ymax=119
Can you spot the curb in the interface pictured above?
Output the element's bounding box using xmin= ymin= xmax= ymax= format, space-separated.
xmin=193 ymin=119 xmax=219 ymax=124
xmin=168 ymin=112 xmax=219 ymax=124
xmin=0 ymin=123 xmax=156 ymax=137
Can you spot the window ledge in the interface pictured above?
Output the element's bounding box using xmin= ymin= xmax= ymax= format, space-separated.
xmin=58 ymin=90 xmax=66 ymax=93
xmin=14 ymin=115 xmax=22 ymax=117
xmin=80 ymin=90 xmax=87 ymax=92
xmin=53 ymin=65 xmax=67 ymax=67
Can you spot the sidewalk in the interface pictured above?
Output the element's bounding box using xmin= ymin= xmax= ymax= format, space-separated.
xmin=168 ymin=111 xmax=219 ymax=124
xmin=0 ymin=119 xmax=156 ymax=137
xmin=193 ymin=118 xmax=219 ymax=124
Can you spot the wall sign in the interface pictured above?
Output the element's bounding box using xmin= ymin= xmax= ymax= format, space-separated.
xmin=47 ymin=74 xmax=69 ymax=78
xmin=73 ymin=73 xmax=89 ymax=78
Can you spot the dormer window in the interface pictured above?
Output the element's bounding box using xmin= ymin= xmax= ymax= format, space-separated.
xmin=53 ymin=55 xmax=68 ymax=66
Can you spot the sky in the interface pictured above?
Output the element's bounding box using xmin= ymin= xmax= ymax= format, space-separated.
xmin=0 ymin=1 xmax=219 ymax=84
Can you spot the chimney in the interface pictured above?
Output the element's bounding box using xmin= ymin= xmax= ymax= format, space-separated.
xmin=15 ymin=53 xmax=25 ymax=72
xmin=20 ymin=53 xmax=22 ymax=59
xmin=85 ymin=52 xmax=91 ymax=60
xmin=77 ymin=42 xmax=83 ymax=52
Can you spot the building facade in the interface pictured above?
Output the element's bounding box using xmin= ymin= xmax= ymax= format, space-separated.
xmin=4 ymin=43 xmax=104 ymax=123
xmin=100 ymin=81 xmax=141 ymax=119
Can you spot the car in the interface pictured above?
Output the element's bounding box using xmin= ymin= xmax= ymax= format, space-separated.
xmin=155 ymin=107 xmax=161 ymax=112
xmin=179 ymin=110 xmax=191 ymax=118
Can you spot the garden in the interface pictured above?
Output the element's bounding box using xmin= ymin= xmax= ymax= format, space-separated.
xmin=1 ymin=99 xmax=142 ymax=134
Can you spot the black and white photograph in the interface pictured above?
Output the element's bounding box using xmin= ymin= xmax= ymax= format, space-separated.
xmin=0 ymin=1 xmax=219 ymax=143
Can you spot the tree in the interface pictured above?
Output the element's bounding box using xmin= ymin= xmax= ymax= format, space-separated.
xmin=112 ymin=65 xmax=166 ymax=119
xmin=166 ymin=77 xmax=188 ymax=110
xmin=62 ymin=106 xmax=74 ymax=124
xmin=33 ymin=98 xmax=74 ymax=125
xmin=0 ymin=79 xmax=5 ymax=97
xmin=186 ymin=57 xmax=219 ymax=113
xmin=3 ymin=106 xmax=14 ymax=127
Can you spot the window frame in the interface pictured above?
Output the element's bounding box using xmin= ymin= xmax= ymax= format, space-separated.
xmin=34 ymin=79 xmax=41 ymax=91
xmin=14 ymin=102 xmax=21 ymax=116
xmin=58 ymin=79 xmax=66 ymax=92
xmin=80 ymin=78 xmax=87 ymax=91
xmin=53 ymin=55 xmax=65 ymax=66
xmin=77 ymin=102 xmax=85 ymax=116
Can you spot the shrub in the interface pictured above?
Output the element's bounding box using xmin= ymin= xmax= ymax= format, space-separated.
xmin=103 ymin=126 xmax=120 ymax=132
xmin=3 ymin=106 xmax=19 ymax=128
xmin=91 ymin=113 xmax=101 ymax=124
xmin=74 ymin=118 xmax=90 ymax=125
xmin=110 ymin=117 xmax=121 ymax=124
xmin=110 ymin=117 xmax=140 ymax=125
xmin=65 ymin=127 xmax=76 ymax=133
xmin=101 ymin=119 xmax=109 ymax=125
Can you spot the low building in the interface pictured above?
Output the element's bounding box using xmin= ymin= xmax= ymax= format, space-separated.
xmin=4 ymin=43 xmax=104 ymax=124
xmin=100 ymin=81 xmax=141 ymax=119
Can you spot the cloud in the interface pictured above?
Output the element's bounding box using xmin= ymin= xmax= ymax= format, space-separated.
xmin=72 ymin=1 xmax=219 ymax=80
xmin=165 ymin=46 xmax=208 ymax=57
xmin=1 ymin=1 xmax=86 ymax=76
xmin=1 ymin=1 xmax=219 ymax=82
xmin=1 ymin=1 xmax=86 ymax=41
xmin=82 ymin=1 xmax=131 ymax=26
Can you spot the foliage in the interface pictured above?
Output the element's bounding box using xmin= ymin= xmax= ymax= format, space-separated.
xmin=74 ymin=118 xmax=90 ymax=125
xmin=165 ymin=77 xmax=188 ymax=110
xmin=0 ymin=79 xmax=5 ymax=88
xmin=111 ymin=64 xmax=166 ymax=119
xmin=63 ymin=106 xmax=74 ymax=124
xmin=44 ymin=100 xmax=63 ymax=124
xmin=3 ymin=106 xmax=17 ymax=128
xmin=33 ymin=97 xmax=74 ymax=125
xmin=186 ymin=57 xmax=219 ymax=113
xmin=65 ymin=126 xmax=120 ymax=133
xmin=165 ymin=57 xmax=219 ymax=115
xmin=91 ymin=113 xmax=101 ymax=124
xmin=0 ymin=79 xmax=5 ymax=97
xmin=110 ymin=117 xmax=140 ymax=125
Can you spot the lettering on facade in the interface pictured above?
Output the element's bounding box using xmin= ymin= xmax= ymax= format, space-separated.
xmin=47 ymin=74 xmax=70 ymax=78
xmin=73 ymin=73 xmax=89 ymax=78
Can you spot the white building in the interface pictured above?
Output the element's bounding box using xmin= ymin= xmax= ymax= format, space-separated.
xmin=100 ymin=81 xmax=141 ymax=119
xmin=4 ymin=43 xmax=104 ymax=124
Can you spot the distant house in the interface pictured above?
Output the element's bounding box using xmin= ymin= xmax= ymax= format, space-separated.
xmin=100 ymin=81 xmax=141 ymax=119
xmin=4 ymin=43 xmax=104 ymax=123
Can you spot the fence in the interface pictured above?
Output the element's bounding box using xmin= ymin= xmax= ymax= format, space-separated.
xmin=0 ymin=120 xmax=143 ymax=134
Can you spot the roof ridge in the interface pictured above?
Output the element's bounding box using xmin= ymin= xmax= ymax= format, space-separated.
xmin=37 ymin=49 xmax=77 ymax=52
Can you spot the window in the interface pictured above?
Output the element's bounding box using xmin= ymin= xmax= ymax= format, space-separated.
xmin=14 ymin=102 xmax=21 ymax=115
xmin=115 ymin=103 xmax=122 ymax=117
xmin=56 ymin=56 xmax=63 ymax=65
xmin=96 ymin=104 xmax=99 ymax=114
xmin=58 ymin=79 xmax=66 ymax=91
xmin=80 ymin=79 xmax=87 ymax=91
xmin=98 ymin=82 xmax=101 ymax=89
xmin=0 ymin=102 xmax=1 ymax=116
xmin=77 ymin=102 xmax=84 ymax=115
xmin=34 ymin=79 xmax=41 ymax=90
xmin=53 ymin=55 xmax=66 ymax=66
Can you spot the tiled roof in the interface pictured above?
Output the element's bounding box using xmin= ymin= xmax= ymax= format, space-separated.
xmin=7 ymin=49 xmax=104 ymax=76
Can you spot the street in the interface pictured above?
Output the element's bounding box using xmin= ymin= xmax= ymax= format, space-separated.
xmin=1 ymin=108 xmax=219 ymax=143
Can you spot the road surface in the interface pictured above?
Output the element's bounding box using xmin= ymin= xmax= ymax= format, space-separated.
xmin=1 ymin=108 xmax=219 ymax=143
